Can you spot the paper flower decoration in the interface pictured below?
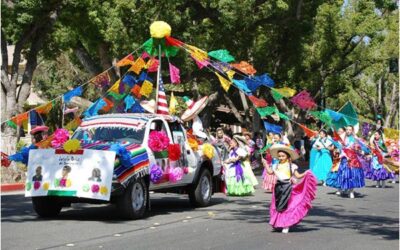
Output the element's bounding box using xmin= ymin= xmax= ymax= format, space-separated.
xmin=91 ymin=184 xmax=100 ymax=193
xmin=51 ymin=128 xmax=70 ymax=148
xmin=100 ymin=186 xmax=108 ymax=195
xmin=168 ymin=144 xmax=181 ymax=161
xmin=150 ymin=164 xmax=163 ymax=183
xmin=63 ymin=139 xmax=81 ymax=153
xmin=33 ymin=181 xmax=41 ymax=190
xmin=26 ymin=182 xmax=32 ymax=191
xmin=148 ymin=131 xmax=170 ymax=152
xmin=82 ymin=184 xmax=90 ymax=192
xmin=42 ymin=182 xmax=49 ymax=191
xmin=59 ymin=178 xmax=67 ymax=187
xmin=183 ymin=167 xmax=189 ymax=174
xmin=202 ymin=143 xmax=214 ymax=159
xmin=54 ymin=178 xmax=60 ymax=187
xmin=66 ymin=179 xmax=72 ymax=187
xmin=169 ymin=167 xmax=183 ymax=183
xmin=188 ymin=138 xmax=199 ymax=151
xmin=150 ymin=21 xmax=171 ymax=38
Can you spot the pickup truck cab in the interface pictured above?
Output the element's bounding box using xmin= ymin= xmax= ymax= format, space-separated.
xmin=31 ymin=113 xmax=223 ymax=219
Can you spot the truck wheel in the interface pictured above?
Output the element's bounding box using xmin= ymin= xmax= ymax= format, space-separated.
xmin=32 ymin=197 xmax=62 ymax=217
xmin=117 ymin=177 xmax=148 ymax=219
xmin=189 ymin=169 xmax=212 ymax=207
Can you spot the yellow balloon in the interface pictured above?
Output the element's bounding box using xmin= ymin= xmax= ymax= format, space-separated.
xmin=150 ymin=21 xmax=171 ymax=38
xmin=63 ymin=139 xmax=81 ymax=153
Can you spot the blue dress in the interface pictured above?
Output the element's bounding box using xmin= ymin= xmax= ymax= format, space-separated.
xmin=309 ymin=138 xmax=333 ymax=181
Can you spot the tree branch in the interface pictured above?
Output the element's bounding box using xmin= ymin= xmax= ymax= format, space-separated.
xmin=1 ymin=29 xmax=8 ymax=76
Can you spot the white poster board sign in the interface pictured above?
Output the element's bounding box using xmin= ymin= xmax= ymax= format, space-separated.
xmin=26 ymin=149 xmax=116 ymax=201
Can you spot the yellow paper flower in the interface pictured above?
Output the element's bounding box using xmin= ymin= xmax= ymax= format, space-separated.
xmin=188 ymin=138 xmax=199 ymax=151
xmin=42 ymin=182 xmax=49 ymax=191
xmin=139 ymin=80 xmax=153 ymax=97
xmin=202 ymin=143 xmax=214 ymax=159
xmin=100 ymin=186 xmax=108 ymax=195
xmin=63 ymin=139 xmax=81 ymax=153
xmin=150 ymin=21 xmax=171 ymax=38
xmin=66 ymin=179 xmax=72 ymax=187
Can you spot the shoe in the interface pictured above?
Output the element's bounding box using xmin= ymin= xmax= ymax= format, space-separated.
xmin=349 ymin=192 xmax=355 ymax=199
xmin=335 ymin=191 xmax=341 ymax=195
xmin=375 ymin=185 xmax=380 ymax=188
xmin=323 ymin=182 xmax=326 ymax=187
xmin=282 ymin=228 xmax=289 ymax=234
xmin=391 ymin=180 xmax=396 ymax=184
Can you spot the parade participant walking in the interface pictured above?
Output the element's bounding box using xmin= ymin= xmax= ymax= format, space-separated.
xmin=264 ymin=144 xmax=317 ymax=233
xmin=242 ymin=132 xmax=259 ymax=187
xmin=366 ymin=131 xmax=395 ymax=188
xmin=309 ymin=129 xmax=333 ymax=185
xmin=337 ymin=126 xmax=365 ymax=198
xmin=212 ymin=127 xmax=231 ymax=161
xmin=224 ymin=135 xmax=255 ymax=196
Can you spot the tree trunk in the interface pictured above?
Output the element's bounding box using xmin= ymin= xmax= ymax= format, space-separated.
xmin=74 ymin=40 xmax=101 ymax=76
xmin=98 ymin=42 xmax=117 ymax=83
xmin=223 ymin=93 xmax=243 ymax=124
xmin=385 ymin=82 xmax=398 ymax=127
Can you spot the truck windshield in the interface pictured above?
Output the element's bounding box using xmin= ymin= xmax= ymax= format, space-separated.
xmin=72 ymin=127 xmax=145 ymax=145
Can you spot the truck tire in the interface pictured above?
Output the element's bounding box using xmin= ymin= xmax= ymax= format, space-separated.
xmin=189 ymin=168 xmax=212 ymax=207
xmin=32 ymin=197 xmax=62 ymax=217
xmin=117 ymin=177 xmax=148 ymax=219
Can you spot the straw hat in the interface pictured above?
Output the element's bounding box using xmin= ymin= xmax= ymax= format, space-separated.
xmin=181 ymin=96 xmax=209 ymax=121
xmin=232 ymin=135 xmax=247 ymax=147
xmin=269 ymin=144 xmax=299 ymax=160
xmin=30 ymin=125 xmax=49 ymax=135
xmin=140 ymin=99 xmax=156 ymax=114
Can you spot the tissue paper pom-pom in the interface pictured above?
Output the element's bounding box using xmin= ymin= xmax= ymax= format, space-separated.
xmin=150 ymin=164 xmax=163 ymax=183
xmin=66 ymin=179 xmax=72 ymax=187
xmin=183 ymin=167 xmax=189 ymax=174
xmin=100 ymin=186 xmax=108 ymax=195
xmin=33 ymin=181 xmax=41 ymax=190
xmin=59 ymin=178 xmax=67 ymax=187
xmin=54 ymin=178 xmax=60 ymax=187
xmin=51 ymin=128 xmax=70 ymax=148
xmin=188 ymin=138 xmax=199 ymax=151
xmin=150 ymin=21 xmax=171 ymax=38
xmin=91 ymin=184 xmax=100 ymax=193
xmin=168 ymin=144 xmax=181 ymax=161
xmin=202 ymin=143 xmax=214 ymax=159
xmin=63 ymin=139 xmax=81 ymax=153
xmin=42 ymin=182 xmax=49 ymax=191
xmin=169 ymin=167 xmax=183 ymax=183
xmin=26 ymin=182 xmax=32 ymax=191
xmin=148 ymin=131 xmax=170 ymax=152
xmin=82 ymin=184 xmax=90 ymax=192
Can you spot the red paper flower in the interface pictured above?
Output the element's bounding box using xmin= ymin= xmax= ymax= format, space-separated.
xmin=168 ymin=144 xmax=181 ymax=161
xmin=148 ymin=131 xmax=170 ymax=152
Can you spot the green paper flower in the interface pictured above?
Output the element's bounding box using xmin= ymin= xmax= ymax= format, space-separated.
xmin=82 ymin=184 xmax=90 ymax=192
xmin=25 ymin=182 xmax=32 ymax=191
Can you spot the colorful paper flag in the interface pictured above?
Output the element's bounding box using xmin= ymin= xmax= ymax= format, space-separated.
xmin=273 ymin=87 xmax=297 ymax=98
xmin=169 ymin=63 xmax=181 ymax=84
xmin=254 ymin=73 xmax=275 ymax=88
xmin=124 ymin=95 xmax=135 ymax=112
xmin=131 ymin=85 xmax=142 ymax=98
xmin=101 ymin=98 xmax=114 ymax=112
xmin=63 ymin=86 xmax=83 ymax=103
xmin=263 ymin=120 xmax=283 ymax=134
xmin=215 ymin=73 xmax=231 ymax=92
xmin=139 ymin=80 xmax=153 ymax=97
xmin=298 ymin=123 xmax=318 ymax=138
xmin=108 ymin=80 xmax=120 ymax=93
xmin=169 ymin=92 xmax=178 ymax=115
xmin=233 ymin=80 xmax=252 ymax=95
xmin=248 ymin=95 xmax=268 ymax=107
xmin=231 ymin=61 xmax=257 ymax=75
xmin=208 ymin=49 xmax=235 ymax=63
xmin=128 ymin=57 xmax=146 ymax=75
xmin=35 ymin=102 xmax=53 ymax=114
xmin=65 ymin=117 xmax=82 ymax=131
xmin=90 ymin=72 xmax=110 ymax=88
xmin=290 ymin=90 xmax=316 ymax=110
xmin=116 ymin=55 xmax=134 ymax=67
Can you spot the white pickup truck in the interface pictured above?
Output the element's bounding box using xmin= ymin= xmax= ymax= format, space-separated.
xmin=30 ymin=113 xmax=223 ymax=219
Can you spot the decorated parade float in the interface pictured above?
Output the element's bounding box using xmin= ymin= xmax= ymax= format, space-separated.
xmin=4 ymin=21 xmax=399 ymax=219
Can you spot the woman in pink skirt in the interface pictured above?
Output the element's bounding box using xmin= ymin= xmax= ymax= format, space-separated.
xmin=264 ymin=144 xmax=317 ymax=233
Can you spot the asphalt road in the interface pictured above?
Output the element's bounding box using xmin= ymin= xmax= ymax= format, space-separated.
xmin=1 ymin=178 xmax=398 ymax=250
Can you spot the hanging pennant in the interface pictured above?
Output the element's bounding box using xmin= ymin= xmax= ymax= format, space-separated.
xmin=116 ymin=55 xmax=134 ymax=67
xmin=35 ymin=102 xmax=53 ymax=114
xmin=190 ymin=55 xmax=209 ymax=69
xmin=187 ymin=45 xmax=208 ymax=62
xmin=6 ymin=120 xmax=17 ymax=129
xmin=128 ymin=57 xmax=146 ymax=75
xmin=256 ymin=106 xmax=278 ymax=118
xmin=118 ymin=80 xmax=126 ymax=94
xmin=248 ymin=95 xmax=268 ymax=107
xmin=143 ymin=38 xmax=155 ymax=56
xmin=63 ymin=86 xmax=83 ymax=103
xmin=108 ymin=92 xmax=126 ymax=101
xmin=35 ymin=134 xmax=55 ymax=149
xmin=298 ymin=123 xmax=318 ymax=138
xmin=29 ymin=110 xmax=43 ymax=127
xmin=277 ymin=112 xmax=290 ymax=120
xmin=130 ymin=102 xmax=145 ymax=113
xmin=138 ymin=72 xmax=153 ymax=83
xmin=90 ymin=72 xmax=110 ymax=88
xmin=208 ymin=49 xmax=235 ymax=63
xmin=139 ymin=80 xmax=153 ymax=97
xmin=273 ymin=87 xmax=297 ymax=98
xmin=233 ymin=79 xmax=252 ymax=95
xmin=131 ymin=85 xmax=142 ymax=99
xmin=124 ymin=95 xmax=135 ymax=112
xmin=225 ymin=70 xmax=235 ymax=80
xmin=326 ymin=109 xmax=343 ymax=122
xmin=65 ymin=117 xmax=82 ymax=131
xmin=244 ymin=77 xmax=262 ymax=92
xmin=108 ymin=79 xmax=120 ymax=93
xmin=215 ymin=73 xmax=231 ymax=92
xmin=310 ymin=111 xmax=332 ymax=126
xmin=84 ymin=99 xmax=107 ymax=117
xmin=11 ymin=112 xmax=28 ymax=126
xmin=146 ymin=58 xmax=159 ymax=72
xmin=263 ymin=120 xmax=283 ymax=134
xmin=122 ymin=75 xmax=138 ymax=88
xmin=101 ymin=98 xmax=114 ymax=112
xmin=165 ymin=36 xmax=184 ymax=47
xmin=290 ymin=90 xmax=316 ymax=110
xmin=271 ymin=88 xmax=284 ymax=101
xmin=254 ymin=73 xmax=275 ymax=88
xmin=169 ymin=92 xmax=178 ymax=114
xmin=231 ymin=61 xmax=257 ymax=75
xmin=169 ymin=63 xmax=181 ymax=84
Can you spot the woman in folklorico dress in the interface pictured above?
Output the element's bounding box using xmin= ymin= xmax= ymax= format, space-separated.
xmin=337 ymin=126 xmax=365 ymax=198
xmin=224 ymin=135 xmax=255 ymax=196
xmin=263 ymin=144 xmax=317 ymax=234
xmin=309 ymin=129 xmax=333 ymax=185
xmin=365 ymin=130 xmax=395 ymax=188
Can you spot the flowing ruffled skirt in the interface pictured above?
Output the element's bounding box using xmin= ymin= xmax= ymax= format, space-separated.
xmin=337 ymin=158 xmax=365 ymax=190
xmin=269 ymin=171 xmax=317 ymax=228
xmin=263 ymin=173 xmax=277 ymax=192
xmin=309 ymin=149 xmax=332 ymax=181
xmin=225 ymin=165 xmax=255 ymax=196
xmin=365 ymin=156 xmax=394 ymax=181
xmin=243 ymin=161 xmax=259 ymax=186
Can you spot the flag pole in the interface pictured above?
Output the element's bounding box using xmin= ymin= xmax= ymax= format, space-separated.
xmin=155 ymin=44 xmax=162 ymax=113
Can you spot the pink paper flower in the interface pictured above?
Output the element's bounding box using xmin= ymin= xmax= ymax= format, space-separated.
xmin=91 ymin=184 xmax=100 ymax=193
xmin=59 ymin=178 xmax=67 ymax=187
xmin=33 ymin=181 xmax=41 ymax=190
xmin=51 ymin=128 xmax=70 ymax=148
xmin=148 ymin=131 xmax=170 ymax=152
xmin=169 ymin=167 xmax=183 ymax=183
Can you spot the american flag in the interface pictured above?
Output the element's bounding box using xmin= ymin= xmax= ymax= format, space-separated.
xmin=156 ymin=76 xmax=169 ymax=115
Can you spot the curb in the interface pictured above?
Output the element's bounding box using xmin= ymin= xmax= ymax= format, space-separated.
xmin=0 ymin=183 xmax=25 ymax=192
